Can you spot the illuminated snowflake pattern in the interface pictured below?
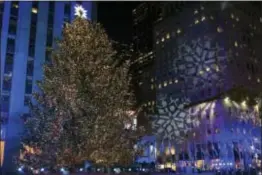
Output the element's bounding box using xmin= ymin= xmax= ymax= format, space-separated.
xmin=152 ymin=94 xmax=216 ymax=142
xmin=174 ymin=37 xmax=227 ymax=88
xmin=74 ymin=4 xmax=88 ymax=19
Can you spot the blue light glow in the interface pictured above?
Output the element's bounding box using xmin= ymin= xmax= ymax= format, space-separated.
xmin=18 ymin=167 xmax=23 ymax=172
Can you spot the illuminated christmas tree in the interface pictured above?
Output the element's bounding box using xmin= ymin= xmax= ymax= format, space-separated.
xmin=19 ymin=17 xmax=144 ymax=171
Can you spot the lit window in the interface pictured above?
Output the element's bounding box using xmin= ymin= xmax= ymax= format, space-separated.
xmin=231 ymin=13 xmax=234 ymax=19
xmin=169 ymin=79 xmax=172 ymax=84
xmin=164 ymin=81 xmax=167 ymax=87
xmin=156 ymin=40 xmax=159 ymax=45
xmin=151 ymin=78 xmax=154 ymax=82
xmin=210 ymin=16 xmax=214 ymax=20
xmin=152 ymin=101 xmax=155 ymax=105
xmin=201 ymin=16 xmax=205 ymax=21
xmin=236 ymin=17 xmax=239 ymax=22
xmin=195 ymin=19 xmax=199 ymax=24
xmin=176 ymin=29 xmax=181 ymax=34
xmin=248 ymin=76 xmax=251 ymax=80
xmin=200 ymin=6 xmax=204 ymax=10
xmin=215 ymin=65 xmax=220 ymax=72
xmin=199 ymin=70 xmax=204 ymax=75
xmin=158 ymin=84 xmax=162 ymax=89
xmin=206 ymin=67 xmax=210 ymax=72
xmin=217 ymin=26 xmax=223 ymax=33
xmin=260 ymin=17 xmax=262 ymax=23
xmin=139 ymin=82 xmax=143 ymax=86
xmin=194 ymin=10 xmax=198 ymax=14
xmin=13 ymin=4 xmax=19 ymax=8
xmin=175 ymin=79 xmax=178 ymax=83
xmin=257 ymin=78 xmax=260 ymax=83
xmin=151 ymin=84 xmax=154 ymax=89
xmin=161 ymin=37 xmax=165 ymax=42
xmin=234 ymin=41 xmax=238 ymax=47
xmin=148 ymin=101 xmax=151 ymax=105
xmin=166 ymin=33 xmax=170 ymax=39
xmin=32 ymin=8 xmax=38 ymax=14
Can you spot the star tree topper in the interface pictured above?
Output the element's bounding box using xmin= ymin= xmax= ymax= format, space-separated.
xmin=74 ymin=4 xmax=88 ymax=19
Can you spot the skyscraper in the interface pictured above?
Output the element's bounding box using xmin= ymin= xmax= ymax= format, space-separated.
xmin=134 ymin=2 xmax=261 ymax=170
xmin=0 ymin=1 xmax=96 ymax=172
xmin=152 ymin=1 xmax=262 ymax=170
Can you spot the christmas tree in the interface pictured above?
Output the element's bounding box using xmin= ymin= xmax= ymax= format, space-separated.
xmin=19 ymin=17 xmax=144 ymax=171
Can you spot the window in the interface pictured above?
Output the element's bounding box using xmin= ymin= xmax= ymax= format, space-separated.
xmin=29 ymin=32 xmax=36 ymax=44
xmin=29 ymin=36 xmax=36 ymax=46
xmin=6 ymin=38 xmax=15 ymax=53
xmin=32 ymin=7 xmax=38 ymax=14
xmin=28 ymin=44 xmax=35 ymax=57
xmin=5 ymin=53 xmax=14 ymax=65
xmin=1 ymin=95 xmax=10 ymax=102
xmin=31 ymin=13 xmax=37 ymax=26
xmin=48 ymin=1 xmax=55 ymax=13
xmin=24 ymin=95 xmax=31 ymax=106
xmin=1 ymin=94 xmax=10 ymax=113
xmin=64 ymin=3 xmax=71 ymax=17
xmin=0 ymin=2 xmax=4 ymax=13
xmin=45 ymin=48 xmax=52 ymax=62
xmin=3 ymin=78 xmax=12 ymax=91
xmin=47 ymin=13 xmax=54 ymax=29
xmin=47 ymin=2 xmax=54 ymax=48
xmin=0 ymin=4 xmax=3 ymax=32
xmin=46 ymin=29 xmax=53 ymax=47
xmin=217 ymin=26 xmax=223 ymax=33
xmin=4 ymin=53 xmax=14 ymax=74
xmin=25 ymin=79 xmax=33 ymax=94
xmin=10 ymin=2 xmax=19 ymax=17
xmin=26 ymin=60 xmax=34 ymax=76
xmin=32 ymin=1 xmax=38 ymax=12
xmin=8 ymin=18 xmax=17 ymax=35
xmin=76 ymin=1 xmax=82 ymax=5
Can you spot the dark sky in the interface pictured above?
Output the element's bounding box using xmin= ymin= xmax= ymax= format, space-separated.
xmin=97 ymin=2 xmax=140 ymax=44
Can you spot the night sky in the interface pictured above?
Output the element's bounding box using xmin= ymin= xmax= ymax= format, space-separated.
xmin=97 ymin=2 xmax=140 ymax=44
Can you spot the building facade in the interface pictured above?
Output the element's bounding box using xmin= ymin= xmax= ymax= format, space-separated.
xmin=0 ymin=1 xmax=96 ymax=172
xmin=138 ymin=2 xmax=262 ymax=172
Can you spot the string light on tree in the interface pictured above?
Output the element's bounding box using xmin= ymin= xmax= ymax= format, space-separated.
xmin=74 ymin=4 xmax=87 ymax=19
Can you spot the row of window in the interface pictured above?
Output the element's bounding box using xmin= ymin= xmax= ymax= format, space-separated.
xmin=64 ymin=2 xmax=71 ymax=23
xmin=0 ymin=2 xmax=4 ymax=32
xmin=2 ymin=2 xmax=19 ymax=113
xmin=143 ymin=100 xmax=156 ymax=108
xmin=1 ymin=1 xmax=5 ymax=115
xmin=45 ymin=2 xmax=55 ymax=64
xmin=155 ymin=10 xmax=262 ymax=46
xmin=23 ymin=2 xmax=39 ymax=105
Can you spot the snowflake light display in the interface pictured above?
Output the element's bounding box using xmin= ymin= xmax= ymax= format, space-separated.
xmin=173 ymin=37 xmax=227 ymax=88
xmin=74 ymin=4 xmax=88 ymax=19
xmin=152 ymin=94 xmax=215 ymax=142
